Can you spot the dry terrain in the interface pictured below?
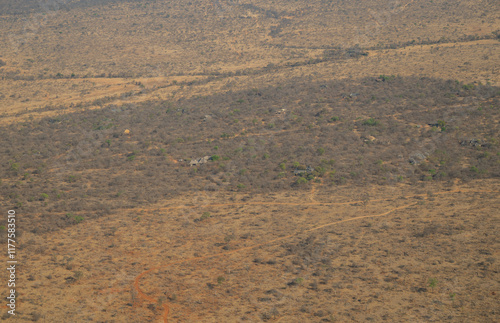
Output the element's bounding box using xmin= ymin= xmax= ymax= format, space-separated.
xmin=0 ymin=0 xmax=499 ymax=322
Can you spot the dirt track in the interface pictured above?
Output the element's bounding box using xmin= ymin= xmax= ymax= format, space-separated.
xmin=132 ymin=187 xmax=499 ymax=322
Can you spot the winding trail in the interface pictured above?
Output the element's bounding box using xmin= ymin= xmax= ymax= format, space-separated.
xmin=132 ymin=187 xmax=498 ymax=322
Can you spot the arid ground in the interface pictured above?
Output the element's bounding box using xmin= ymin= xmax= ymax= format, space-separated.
xmin=0 ymin=0 xmax=499 ymax=322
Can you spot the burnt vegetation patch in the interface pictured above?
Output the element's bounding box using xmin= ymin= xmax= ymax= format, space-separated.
xmin=0 ymin=76 xmax=499 ymax=233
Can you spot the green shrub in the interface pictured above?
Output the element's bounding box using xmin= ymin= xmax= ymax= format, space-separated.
xmin=363 ymin=118 xmax=379 ymax=126
xmin=296 ymin=177 xmax=307 ymax=185
xmin=379 ymin=74 xmax=395 ymax=81
xmin=314 ymin=166 xmax=326 ymax=176
xmin=211 ymin=155 xmax=220 ymax=161
xmin=126 ymin=151 xmax=138 ymax=161
xmin=199 ymin=212 xmax=211 ymax=221
xmin=66 ymin=213 xmax=84 ymax=223
xmin=11 ymin=163 xmax=20 ymax=171
xmin=437 ymin=120 xmax=447 ymax=131
xmin=306 ymin=174 xmax=315 ymax=181
xmin=429 ymin=278 xmax=438 ymax=290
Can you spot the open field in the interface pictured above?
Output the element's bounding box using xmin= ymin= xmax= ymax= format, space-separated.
xmin=1 ymin=37 xmax=499 ymax=125
xmin=1 ymin=181 xmax=499 ymax=322
xmin=0 ymin=0 xmax=499 ymax=322
xmin=1 ymin=0 xmax=499 ymax=123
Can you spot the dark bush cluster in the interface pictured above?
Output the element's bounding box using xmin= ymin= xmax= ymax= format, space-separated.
xmin=0 ymin=76 xmax=498 ymax=233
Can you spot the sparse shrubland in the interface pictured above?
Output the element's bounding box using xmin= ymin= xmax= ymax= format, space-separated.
xmin=0 ymin=76 xmax=498 ymax=233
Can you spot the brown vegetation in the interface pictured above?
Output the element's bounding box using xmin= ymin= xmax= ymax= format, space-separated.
xmin=0 ymin=0 xmax=499 ymax=322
